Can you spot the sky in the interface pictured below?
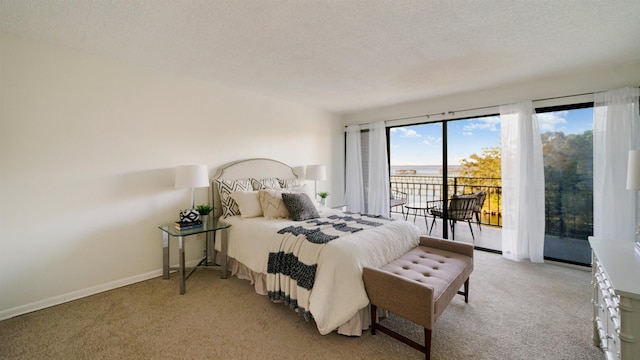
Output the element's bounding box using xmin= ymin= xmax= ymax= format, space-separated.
xmin=390 ymin=107 xmax=594 ymax=166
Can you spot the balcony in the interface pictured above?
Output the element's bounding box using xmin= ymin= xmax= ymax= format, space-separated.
xmin=390 ymin=174 xmax=592 ymax=265
xmin=390 ymin=174 xmax=502 ymax=250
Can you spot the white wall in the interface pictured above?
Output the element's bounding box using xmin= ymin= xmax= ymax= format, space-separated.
xmin=343 ymin=61 xmax=640 ymax=125
xmin=342 ymin=60 xmax=640 ymax=254
xmin=0 ymin=33 xmax=343 ymax=318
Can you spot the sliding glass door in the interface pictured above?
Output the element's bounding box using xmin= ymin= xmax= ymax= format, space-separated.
xmin=388 ymin=104 xmax=594 ymax=265
xmin=539 ymin=105 xmax=594 ymax=265
xmin=389 ymin=117 xmax=501 ymax=249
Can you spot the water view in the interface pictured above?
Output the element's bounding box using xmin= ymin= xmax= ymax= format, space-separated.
xmin=389 ymin=106 xmax=595 ymax=265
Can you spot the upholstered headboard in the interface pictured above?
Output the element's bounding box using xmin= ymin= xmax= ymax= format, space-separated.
xmin=211 ymin=158 xmax=298 ymax=218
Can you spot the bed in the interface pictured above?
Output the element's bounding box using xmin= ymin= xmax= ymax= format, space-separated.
xmin=211 ymin=158 xmax=421 ymax=336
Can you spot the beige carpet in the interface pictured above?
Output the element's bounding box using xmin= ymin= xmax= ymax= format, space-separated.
xmin=0 ymin=250 xmax=603 ymax=360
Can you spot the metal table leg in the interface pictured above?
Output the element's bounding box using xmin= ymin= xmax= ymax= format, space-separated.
xmin=178 ymin=235 xmax=185 ymax=295
xmin=162 ymin=231 xmax=170 ymax=279
xmin=220 ymin=228 xmax=228 ymax=279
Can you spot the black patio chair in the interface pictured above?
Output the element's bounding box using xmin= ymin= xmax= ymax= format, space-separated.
xmin=428 ymin=194 xmax=478 ymax=241
xmin=390 ymin=190 xmax=407 ymax=217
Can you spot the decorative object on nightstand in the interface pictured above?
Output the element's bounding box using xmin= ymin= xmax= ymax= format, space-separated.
xmin=175 ymin=164 xmax=209 ymax=222
xmin=196 ymin=204 xmax=213 ymax=225
xmin=306 ymin=164 xmax=326 ymax=203
xmin=627 ymin=149 xmax=640 ymax=254
xmin=317 ymin=191 xmax=330 ymax=207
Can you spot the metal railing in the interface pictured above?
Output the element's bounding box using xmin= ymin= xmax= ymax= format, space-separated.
xmin=390 ymin=175 xmax=503 ymax=227
xmin=391 ymin=174 xmax=594 ymax=239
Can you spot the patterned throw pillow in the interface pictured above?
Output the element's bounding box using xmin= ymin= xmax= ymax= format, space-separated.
xmin=251 ymin=178 xmax=282 ymax=190
xmin=281 ymin=193 xmax=320 ymax=221
xmin=258 ymin=189 xmax=290 ymax=219
xmin=278 ymin=178 xmax=301 ymax=188
xmin=215 ymin=179 xmax=252 ymax=218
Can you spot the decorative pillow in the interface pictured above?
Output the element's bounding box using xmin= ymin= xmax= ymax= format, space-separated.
xmin=282 ymin=193 xmax=320 ymax=221
xmin=215 ymin=179 xmax=252 ymax=218
xmin=287 ymin=184 xmax=315 ymax=202
xmin=258 ymin=189 xmax=290 ymax=219
xmin=230 ymin=191 xmax=263 ymax=218
xmin=251 ymin=178 xmax=282 ymax=190
xmin=278 ymin=178 xmax=301 ymax=188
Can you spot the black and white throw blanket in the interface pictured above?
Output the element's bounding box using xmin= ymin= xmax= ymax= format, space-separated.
xmin=266 ymin=212 xmax=420 ymax=335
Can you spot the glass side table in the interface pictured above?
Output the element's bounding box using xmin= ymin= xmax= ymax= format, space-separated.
xmin=158 ymin=218 xmax=231 ymax=294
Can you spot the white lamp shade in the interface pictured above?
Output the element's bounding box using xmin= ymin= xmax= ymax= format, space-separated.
xmin=627 ymin=150 xmax=640 ymax=190
xmin=306 ymin=164 xmax=326 ymax=181
xmin=175 ymin=165 xmax=209 ymax=188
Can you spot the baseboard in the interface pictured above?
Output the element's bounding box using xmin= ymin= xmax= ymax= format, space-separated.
xmin=0 ymin=269 xmax=163 ymax=321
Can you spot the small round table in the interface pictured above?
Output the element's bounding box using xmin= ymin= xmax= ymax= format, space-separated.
xmin=404 ymin=203 xmax=431 ymax=229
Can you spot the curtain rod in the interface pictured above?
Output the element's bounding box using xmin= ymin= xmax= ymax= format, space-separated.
xmin=347 ymin=91 xmax=598 ymax=128
xmin=383 ymin=91 xmax=596 ymax=124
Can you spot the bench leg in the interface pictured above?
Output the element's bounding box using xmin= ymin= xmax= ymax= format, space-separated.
xmin=456 ymin=278 xmax=470 ymax=303
xmin=464 ymin=278 xmax=469 ymax=303
xmin=370 ymin=304 xmax=377 ymax=335
xmin=424 ymin=328 xmax=432 ymax=360
xmin=369 ymin=304 xmax=432 ymax=359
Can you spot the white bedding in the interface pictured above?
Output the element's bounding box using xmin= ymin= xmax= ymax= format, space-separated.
xmin=220 ymin=207 xmax=420 ymax=336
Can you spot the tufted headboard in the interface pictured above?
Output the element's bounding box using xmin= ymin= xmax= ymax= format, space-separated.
xmin=211 ymin=158 xmax=298 ymax=218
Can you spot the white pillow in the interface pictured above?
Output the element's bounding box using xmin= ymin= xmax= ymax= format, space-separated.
xmin=230 ymin=191 xmax=263 ymax=218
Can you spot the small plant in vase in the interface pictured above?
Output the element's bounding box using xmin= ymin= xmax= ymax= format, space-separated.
xmin=317 ymin=192 xmax=329 ymax=207
xmin=196 ymin=204 xmax=213 ymax=224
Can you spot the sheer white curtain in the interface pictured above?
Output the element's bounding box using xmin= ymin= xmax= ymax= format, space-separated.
xmin=345 ymin=124 xmax=365 ymax=213
xmin=500 ymin=101 xmax=545 ymax=262
xmin=367 ymin=121 xmax=390 ymax=216
xmin=593 ymin=87 xmax=640 ymax=241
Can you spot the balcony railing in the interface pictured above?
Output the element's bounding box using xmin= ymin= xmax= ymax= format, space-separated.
xmin=391 ymin=174 xmax=594 ymax=241
xmin=390 ymin=174 xmax=503 ymax=227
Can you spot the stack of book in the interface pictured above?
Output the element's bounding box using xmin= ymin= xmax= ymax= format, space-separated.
xmin=174 ymin=220 xmax=203 ymax=231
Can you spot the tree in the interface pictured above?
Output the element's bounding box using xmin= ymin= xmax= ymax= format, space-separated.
xmin=459 ymin=147 xmax=501 ymax=185
xmin=458 ymin=147 xmax=502 ymax=216
xmin=541 ymin=130 xmax=593 ymax=239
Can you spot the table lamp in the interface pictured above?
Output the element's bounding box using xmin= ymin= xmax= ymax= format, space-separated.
xmin=175 ymin=165 xmax=209 ymax=221
xmin=627 ymin=149 xmax=640 ymax=254
xmin=305 ymin=164 xmax=326 ymax=200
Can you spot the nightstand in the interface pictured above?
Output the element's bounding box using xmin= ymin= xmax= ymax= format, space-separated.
xmin=158 ymin=218 xmax=231 ymax=294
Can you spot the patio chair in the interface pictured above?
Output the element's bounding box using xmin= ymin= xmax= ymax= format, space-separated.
xmin=428 ymin=194 xmax=478 ymax=241
xmin=472 ymin=190 xmax=487 ymax=230
xmin=390 ymin=189 xmax=407 ymax=217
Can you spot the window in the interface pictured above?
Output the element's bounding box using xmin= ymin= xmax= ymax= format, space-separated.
xmin=388 ymin=103 xmax=594 ymax=265
xmin=538 ymin=104 xmax=594 ymax=265
xmin=390 ymin=117 xmax=501 ymax=248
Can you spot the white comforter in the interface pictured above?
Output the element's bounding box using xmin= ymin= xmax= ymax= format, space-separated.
xmin=222 ymin=208 xmax=421 ymax=335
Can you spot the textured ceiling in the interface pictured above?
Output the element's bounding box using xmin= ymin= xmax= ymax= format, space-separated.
xmin=2 ymin=0 xmax=640 ymax=114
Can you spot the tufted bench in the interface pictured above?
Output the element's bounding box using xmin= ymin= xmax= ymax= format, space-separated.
xmin=363 ymin=236 xmax=474 ymax=359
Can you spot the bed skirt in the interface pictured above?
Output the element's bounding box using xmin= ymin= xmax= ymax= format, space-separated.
xmin=225 ymin=256 xmax=374 ymax=336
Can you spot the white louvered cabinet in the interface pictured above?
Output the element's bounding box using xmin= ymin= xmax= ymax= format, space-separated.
xmin=589 ymin=237 xmax=640 ymax=360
